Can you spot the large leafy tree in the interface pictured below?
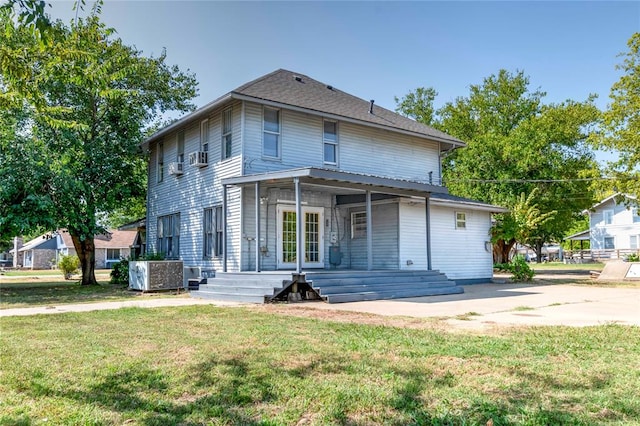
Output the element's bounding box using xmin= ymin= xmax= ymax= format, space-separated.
xmin=0 ymin=6 xmax=197 ymax=284
xmin=601 ymin=32 xmax=640 ymax=198
xmin=396 ymin=70 xmax=600 ymax=262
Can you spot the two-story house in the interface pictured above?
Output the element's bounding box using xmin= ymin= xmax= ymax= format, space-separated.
xmin=586 ymin=194 xmax=640 ymax=259
xmin=143 ymin=69 xmax=505 ymax=302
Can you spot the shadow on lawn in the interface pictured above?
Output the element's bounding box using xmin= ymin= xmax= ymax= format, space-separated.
xmin=22 ymin=353 xmax=631 ymax=425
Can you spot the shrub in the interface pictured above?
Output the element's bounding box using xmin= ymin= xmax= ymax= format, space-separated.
xmin=110 ymin=258 xmax=129 ymax=285
xmin=509 ymin=254 xmax=535 ymax=282
xmin=626 ymin=253 xmax=640 ymax=262
xmin=58 ymin=255 xmax=80 ymax=280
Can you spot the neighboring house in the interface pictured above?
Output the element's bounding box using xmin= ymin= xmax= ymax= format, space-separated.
xmin=585 ymin=194 xmax=640 ymax=257
xmin=118 ymin=218 xmax=147 ymax=259
xmin=10 ymin=229 xmax=136 ymax=269
xmin=142 ymin=69 xmax=506 ymax=302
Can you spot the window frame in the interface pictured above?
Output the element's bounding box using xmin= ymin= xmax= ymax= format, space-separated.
xmin=603 ymin=210 xmax=614 ymax=225
xmin=455 ymin=212 xmax=467 ymax=229
xmin=106 ymin=248 xmax=121 ymax=261
xmin=604 ymin=236 xmax=615 ymax=250
xmin=157 ymin=142 xmax=164 ymax=183
xmin=203 ymin=206 xmax=224 ymax=259
xmin=323 ymin=119 xmax=338 ymax=165
xmin=262 ymin=106 xmax=281 ymax=159
xmin=157 ymin=213 xmax=180 ymax=259
xmin=221 ymin=107 xmax=233 ymax=160
xmin=632 ymin=207 xmax=640 ymax=223
xmin=176 ymin=130 xmax=185 ymax=164
xmin=351 ymin=211 xmax=367 ymax=239
xmin=630 ymin=235 xmax=638 ymax=250
xmin=200 ymin=119 xmax=209 ymax=153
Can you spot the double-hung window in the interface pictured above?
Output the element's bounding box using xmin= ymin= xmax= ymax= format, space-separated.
xmin=157 ymin=213 xmax=180 ymax=258
xmin=632 ymin=208 xmax=640 ymax=223
xmin=222 ymin=108 xmax=233 ymax=160
xmin=200 ymin=119 xmax=209 ymax=153
xmin=604 ymin=237 xmax=615 ymax=250
xmin=203 ymin=206 xmax=223 ymax=258
xmin=630 ymin=235 xmax=638 ymax=250
xmin=351 ymin=212 xmax=367 ymax=239
xmin=456 ymin=212 xmax=467 ymax=229
xmin=263 ymin=107 xmax=280 ymax=158
xmin=157 ymin=142 xmax=164 ymax=183
xmin=106 ymin=249 xmax=121 ymax=261
xmin=177 ymin=130 xmax=185 ymax=164
xmin=603 ymin=210 xmax=613 ymax=225
xmin=323 ymin=120 xmax=338 ymax=165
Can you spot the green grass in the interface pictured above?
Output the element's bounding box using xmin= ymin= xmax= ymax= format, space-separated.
xmin=1 ymin=306 xmax=639 ymax=425
xmin=0 ymin=280 xmax=185 ymax=309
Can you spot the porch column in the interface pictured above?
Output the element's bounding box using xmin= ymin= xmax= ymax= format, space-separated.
xmin=294 ymin=177 xmax=303 ymax=273
xmin=222 ymin=184 xmax=228 ymax=273
xmin=425 ymin=195 xmax=432 ymax=271
xmin=255 ymin=181 xmax=261 ymax=272
xmin=366 ymin=190 xmax=373 ymax=271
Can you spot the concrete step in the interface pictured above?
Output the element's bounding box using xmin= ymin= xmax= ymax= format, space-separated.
xmin=325 ymin=285 xmax=464 ymax=303
xmin=315 ymin=280 xmax=456 ymax=295
xmin=309 ymin=274 xmax=451 ymax=287
xmin=196 ymin=285 xmax=280 ymax=296
xmin=303 ymin=270 xmax=445 ymax=280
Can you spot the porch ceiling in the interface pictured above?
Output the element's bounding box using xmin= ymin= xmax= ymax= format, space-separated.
xmin=221 ymin=167 xmax=448 ymax=198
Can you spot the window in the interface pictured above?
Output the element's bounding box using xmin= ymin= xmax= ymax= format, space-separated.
xmin=603 ymin=210 xmax=613 ymax=225
xmin=157 ymin=213 xmax=180 ymax=258
xmin=157 ymin=142 xmax=164 ymax=182
xmin=323 ymin=120 xmax=338 ymax=165
xmin=222 ymin=107 xmax=233 ymax=160
xmin=604 ymin=237 xmax=615 ymax=250
xmin=631 ymin=235 xmax=638 ymax=250
xmin=106 ymin=249 xmax=121 ymax=260
xmin=204 ymin=206 xmax=223 ymax=258
xmin=456 ymin=212 xmax=467 ymax=229
xmin=200 ymin=119 xmax=209 ymax=153
xmin=632 ymin=208 xmax=640 ymax=223
xmin=351 ymin=212 xmax=367 ymax=239
xmin=177 ymin=130 xmax=185 ymax=164
xmin=263 ymin=107 xmax=280 ymax=158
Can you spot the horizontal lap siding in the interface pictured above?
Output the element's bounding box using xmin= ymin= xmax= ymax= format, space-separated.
xmin=429 ymin=204 xmax=493 ymax=280
xmin=590 ymin=201 xmax=640 ymax=250
xmin=398 ymin=202 xmax=428 ymax=269
xmin=147 ymin=100 xmax=243 ymax=271
xmin=348 ymin=203 xmax=399 ymax=270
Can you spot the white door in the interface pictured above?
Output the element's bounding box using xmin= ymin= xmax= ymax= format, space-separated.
xmin=277 ymin=205 xmax=324 ymax=269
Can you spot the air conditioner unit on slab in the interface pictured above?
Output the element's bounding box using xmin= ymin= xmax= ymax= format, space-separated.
xmin=168 ymin=162 xmax=184 ymax=175
xmin=189 ymin=151 xmax=208 ymax=167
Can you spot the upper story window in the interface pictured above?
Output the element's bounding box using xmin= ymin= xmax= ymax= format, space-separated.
xmin=351 ymin=212 xmax=367 ymax=239
xmin=157 ymin=213 xmax=180 ymax=259
xmin=603 ymin=210 xmax=613 ymax=225
xmin=632 ymin=207 xmax=640 ymax=223
xmin=177 ymin=130 xmax=185 ymax=164
xmin=455 ymin=212 xmax=467 ymax=229
xmin=157 ymin=142 xmax=164 ymax=183
xmin=222 ymin=107 xmax=233 ymax=160
xmin=263 ymin=107 xmax=280 ymax=158
xmin=200 ymin=119 xmax=209 ymax=153
xmin=323 ymin=120 xmax=338 ymax=165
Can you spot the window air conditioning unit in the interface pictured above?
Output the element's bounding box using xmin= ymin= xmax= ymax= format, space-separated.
xmin=168 ymin=162 xmax=184 ymax=175
xmin=189 ymin=151 xmax=208 ymax=167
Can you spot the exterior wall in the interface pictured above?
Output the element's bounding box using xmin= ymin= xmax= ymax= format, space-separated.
xmin=147 ymin=100 xmax=243 ymax=270
xmin=29 ymin=249 xmax=57 ymax=269
xmin=95 ymin=247 xmax=132 ymax=269
xmin=347 ymin=202 xmax=399 ymax=270
xmin=242 ymin=102 xmax=441 ymax=184
xmin=590 ymin=199 xmax=640 ymax=250
xmin=420 ymin=202 xmax=493 ymax=280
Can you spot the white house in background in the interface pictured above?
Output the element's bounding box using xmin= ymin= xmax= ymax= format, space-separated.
xmin=142 ymin=69 xmax=506 ymax=303
xmin=10 ymin=229 xmax=136 ymax=269
xmin=586 ymin=194 xmax=640 ymax=254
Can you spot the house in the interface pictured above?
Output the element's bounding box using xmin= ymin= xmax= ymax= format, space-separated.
xmin=10 ymin=229 xmax=137 ymax=269
xmin=574 ymin=194 xmax=640 ymax=260
xmin=142 ymin=69 xmax=506 ymax=302
xmin=118 ymin=218 xmax=147 ymax=259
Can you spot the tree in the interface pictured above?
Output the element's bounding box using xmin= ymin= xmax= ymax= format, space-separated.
xmin=601 ymin=32 xmax=640 ymax=198
xmin=397 ymin=70 xmax=600 ymax=262
xmin=0 ymin=7 xmax=197 ymax=284
xmin=394 ymin=87 xmax=438 ymax=126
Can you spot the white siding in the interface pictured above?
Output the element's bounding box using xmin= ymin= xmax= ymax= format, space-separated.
xmin=400 ymin=201 xmax=493 ymax=280
xmin=347 ymin=202 xmax=399 ymax=270
xmin=590 ymin=199 xmax=640 ymax=250
xmin=147 ymin=100 xmax=243 ymax=270
xmin=242 ymin=102 xmax=441 ymax=184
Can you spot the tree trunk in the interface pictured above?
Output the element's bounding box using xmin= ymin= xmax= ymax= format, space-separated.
xmin=70 ymin=234 xmax=98 ymax=286
xmin=534 ymin=242 xmax=544 ymax=264
xmin=493 ymin=238 xmax=516 ymax=264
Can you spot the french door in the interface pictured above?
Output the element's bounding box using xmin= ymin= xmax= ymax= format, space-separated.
xmin=276 ymin=205 xmax=324 ymax=269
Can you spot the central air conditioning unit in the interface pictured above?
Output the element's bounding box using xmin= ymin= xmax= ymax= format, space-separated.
xmin=189 ymin=151 xmax=208 ymax=167
xmin=168 ymin=162 xmax=184 ymax=175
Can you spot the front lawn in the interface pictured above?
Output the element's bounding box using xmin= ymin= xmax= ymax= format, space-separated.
xmin=1 ymin=306 xmax=638 ymax=425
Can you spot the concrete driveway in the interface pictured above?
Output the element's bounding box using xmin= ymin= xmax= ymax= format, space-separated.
xmin=297 ymin=282 xmax=640 ymax=329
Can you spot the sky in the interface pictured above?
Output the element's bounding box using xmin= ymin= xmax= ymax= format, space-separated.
xmin=46 ymin=1 xmax=639 ymax=161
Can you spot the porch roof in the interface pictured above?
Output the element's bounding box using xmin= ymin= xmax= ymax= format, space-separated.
xmin=221 ymin=167 xmax=449 ymax=198
xmin=564 ymin=229 xmax=590 ymax=241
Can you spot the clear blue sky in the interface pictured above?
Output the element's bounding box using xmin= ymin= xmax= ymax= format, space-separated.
xmin=48 ymin=1 xmax=638 ymax=160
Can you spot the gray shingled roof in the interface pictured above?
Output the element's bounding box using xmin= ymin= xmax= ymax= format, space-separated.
xmin=144 ymin=69 xmax=465 ymax=147
xmin=232 ymin=69 xmax=464 ymax=146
